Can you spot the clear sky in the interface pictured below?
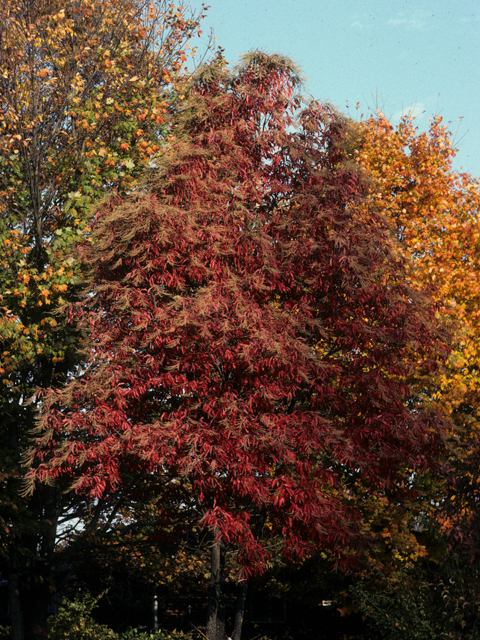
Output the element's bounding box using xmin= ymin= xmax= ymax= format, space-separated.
xmin=189 ymin=0 xmax=480 ymax=177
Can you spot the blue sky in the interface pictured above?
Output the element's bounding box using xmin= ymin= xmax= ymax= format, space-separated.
xmin=189 ymin=0 xmax=480 ymax=177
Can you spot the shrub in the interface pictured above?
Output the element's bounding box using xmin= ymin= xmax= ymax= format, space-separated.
xmin=121 ymin=629 xmax=198 ymax=640
xmin=48 ymin=592 xmax=119 ymax=640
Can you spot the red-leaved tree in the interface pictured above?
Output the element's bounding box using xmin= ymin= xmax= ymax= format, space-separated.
xmin=26 ymin=53 xmax=448 ymax=640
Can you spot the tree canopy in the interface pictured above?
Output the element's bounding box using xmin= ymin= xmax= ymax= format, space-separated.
xmin=356 ymin=111 xmax=480 ymax=555
xmin=0 ymin=1 xmax=207 ymax=638
xmin=347 ymin=109 xmax=480 ymax=639
xmin=27 ymin=53 xmax=449 ymax=640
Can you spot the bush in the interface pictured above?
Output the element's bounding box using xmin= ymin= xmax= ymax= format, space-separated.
xmin=121 ymin=629 xmax=197 ymax=640
xmin=351 ymin=557 xmax=480 ymax=640
xmin=48 ymin=592 xmax=119 ymax=640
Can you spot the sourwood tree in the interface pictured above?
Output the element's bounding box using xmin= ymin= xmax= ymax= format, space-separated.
xmin=27 ymin=53 xmax=449 ymax=640
xmin=0 ymin=1 xmax=208 ymax=638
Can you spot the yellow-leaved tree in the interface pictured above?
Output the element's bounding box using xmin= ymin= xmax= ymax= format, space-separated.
xmin=0 ymin=1 xmax=209 ymax=638
xmin=350 ymin=111 xmax=480 ymax=638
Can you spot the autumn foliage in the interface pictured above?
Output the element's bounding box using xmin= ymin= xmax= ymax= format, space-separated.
xmin=3 ymin=0 xmax=477 ymax=636
xmin=356 ymin=112 xmax=480 ymax=556
xmin=28 ymin=53 xmax=448 ymax=598
xmin=342 ymin=110 xmax=480 ymax=638
xmin=0 ymin=0 xmax=206 ymax=382
xmin=0 ymin=1 xmax=207 ymax=638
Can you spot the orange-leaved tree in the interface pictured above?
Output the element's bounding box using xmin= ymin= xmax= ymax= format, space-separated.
xmin=0 ymin=1 xmax=208 ymax=638
xmin=351 ymin=111 xmax=480 ymax=637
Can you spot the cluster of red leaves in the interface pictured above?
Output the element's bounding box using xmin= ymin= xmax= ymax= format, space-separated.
xmin=27 ymin=53 xmax=448 ymax=575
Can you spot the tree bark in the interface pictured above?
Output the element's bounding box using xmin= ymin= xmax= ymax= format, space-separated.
xmin=206 ymin=539 xmax=226 ymax=640
xmin=232 ymin=580 xmax=248 ymax=640
xmin=24 ymin=581 xmax=51 ymax=640
xmin=8 ymin=567 xmax=24 ymax=640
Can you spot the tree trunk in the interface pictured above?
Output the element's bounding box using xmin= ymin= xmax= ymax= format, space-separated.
xmin=232 ymin=580 xmax=248 ymax=640
xmin=22 ymin=485 xmax=59 ymax=640
xmin=24 ymin=582 xmax=51 ymax=640
xmin=8 ymin=567 xmax=24 ymax=640
xmin=206 ymin=539 xmax=226 ymax=640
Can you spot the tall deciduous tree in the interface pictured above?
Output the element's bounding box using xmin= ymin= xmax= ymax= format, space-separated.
xmin=0 ymin=1 xmax=208 ymax=638
xmin=27 ymin=54 xmax=448 ymax=640
xmin=351 ymin=110 xmax=480 ymax=636
xmin=356 ymin=112 xmax=480 ymax=550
